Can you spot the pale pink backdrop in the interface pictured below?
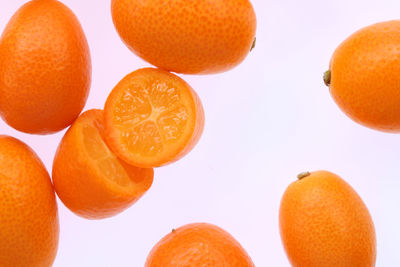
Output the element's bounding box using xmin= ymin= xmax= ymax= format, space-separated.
xmin=1 ymin=0 xmax=400 ymax=266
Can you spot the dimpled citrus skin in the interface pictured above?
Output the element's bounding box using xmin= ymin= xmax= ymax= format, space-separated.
xmin=0 ymin=136 xmax=59 ymax=266
xmin=329 ymin=20 xmax=400 ymax=132
xmin=52 ymin=109 xmax=154 ymax=220
xmin=279 ymin=171 xmax=376 ymax=267
xmin=111 ymin=0 xmax=256 ymax=74
xmin=0 ymin=0 xmax=91 ymax=134
xmin=145 ymin=223 xmax=254 ymax=267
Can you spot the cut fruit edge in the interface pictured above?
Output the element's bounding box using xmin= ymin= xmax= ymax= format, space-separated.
xmin=80 ymin=109 xmax=154 ymax=195
xmin=103 ymin=69 xmax=205 ymax=168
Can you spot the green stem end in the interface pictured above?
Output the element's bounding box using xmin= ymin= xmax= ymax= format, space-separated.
xmin=250 ymin=37 xmax=256 ymax=52
xmin=297 ymin=172 xmax=311 ymax=180
xmin=323 ymin=70 xmax=331 ymax=87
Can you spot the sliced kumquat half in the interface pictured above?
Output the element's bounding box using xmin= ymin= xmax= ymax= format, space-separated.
xmin=104 ymin=68 xmax=205 ymax=168
xmin=52 ymin=109 xmax=154 ymax=219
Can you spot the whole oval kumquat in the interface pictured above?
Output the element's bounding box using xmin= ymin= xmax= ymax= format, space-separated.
xmin=0 ymin=136 xmax=59 ymax=266
xmin=111 ymin=0 xmax=257 ymax=74
xmin=0 ymin=0 xmax=91 ymax=134
xmin=326 ymin=20 xmax=400 ymax=132
xmin=280 ymin=171 xmax=376 ymax=267
xmin=145 ymin=223 xmax=255 ymax=267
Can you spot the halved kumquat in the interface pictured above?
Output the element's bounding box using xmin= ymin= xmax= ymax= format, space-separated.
xmin=52 ymin=109 xmax=153 ymax=220
xmin=104 ymin=68 xmax=205 ymax=168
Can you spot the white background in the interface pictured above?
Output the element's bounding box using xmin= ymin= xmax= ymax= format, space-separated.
xmin=1 ymin=0 xmax=400 ymax=266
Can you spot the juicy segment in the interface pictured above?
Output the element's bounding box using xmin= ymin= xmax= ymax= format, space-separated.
xmin=112 ymin=79 xmax=189 ymax=157
xmin=82 ymin=119 xmax=137 ymax=188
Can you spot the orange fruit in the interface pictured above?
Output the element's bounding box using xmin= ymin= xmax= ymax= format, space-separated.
xmin=52 ymin=109 xmax=154 ymax=219
xmin=104 ymin=68 xmax=204 ymax=168
xmin=145 ymin=223 xmax=254 ymax=266
xmin=0 ymin=135 xmax=59 ymax=266
xmin=325 ymin=20 xmax=400 ymax=133
xmin=0 ymin=0 xmax=91 ymax=134
xmin=111 ymin=0 xmax=257 ymax=74
xmin=279 ymin=171 xmax=376 ymax=267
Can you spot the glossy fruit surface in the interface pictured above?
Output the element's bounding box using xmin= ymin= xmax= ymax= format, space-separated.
xmin=279 ymin=171 xmax=376 ymax=267
xmin=327 ymin=20 xmax=400 ymax=132
xmin=0 ymin=0 xmax=91 ymax=134
xmin=104 ymin=68 xmax=204 ymax=168
xmin=111 ymin=0 xmax=256 ymax=74
xmin=52 ymin=109 xmax=154 ymax=219
xmin=0 ymin=135 xmax=59 ymax=266
xmin=145 ymin=223 xmax=254 ymax=267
